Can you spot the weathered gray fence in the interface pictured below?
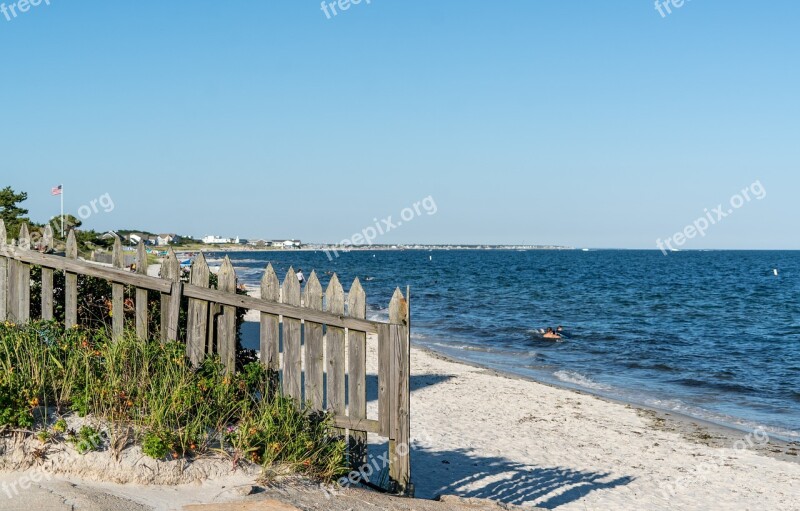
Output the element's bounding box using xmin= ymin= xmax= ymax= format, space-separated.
xmin=0 ymin=221 xmax=412 ymax=494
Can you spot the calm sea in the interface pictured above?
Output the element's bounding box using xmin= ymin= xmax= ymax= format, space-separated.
xmin=207 ymin=249 xmax=800 ymax=441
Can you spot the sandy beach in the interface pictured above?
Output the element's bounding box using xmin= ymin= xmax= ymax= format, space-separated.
xmin=245 ymin=284 xmax=798 ymax=509
xmin=248 ymin=294 xmax=800 ymax=510
xmin=388 ymin=341 xmax=800 ymax=509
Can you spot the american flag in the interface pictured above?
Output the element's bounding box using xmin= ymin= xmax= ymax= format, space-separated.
xmin=51 ymin=185 xmax=63 ymax=196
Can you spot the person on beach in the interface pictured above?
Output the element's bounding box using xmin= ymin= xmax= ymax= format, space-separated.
xmin=296 ymin=269 xmax=306 ymax=285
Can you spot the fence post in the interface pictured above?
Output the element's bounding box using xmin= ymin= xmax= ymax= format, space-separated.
xmin=304 ymin=272 xmax=324 ymax=409
xmin=388 ymin=288 xmax=411 ymax=495
xmin=325 ymin=275 xmax=345 ymax=425
xmin=15 ymin=223 xmax=31 ymax=323
xmin=135 ymin=241 xmax=149 ymax=339
xmin=111 ymin=236 xmax=125 ymax=341
xmin=41 ymin=225 xmax=54 ymax=321
xmin=347 ymin=278 xmax=368 ymax=469
xmin=160 ymin=249 xmax=180 ymax=342
xmin=217 ymin=256 xmax=237 ymax=373
xmin=65 ymin=230 xmax=78 ymax=328
xmin=259 ymin=263 xmax=280 ymax=373
xmin=0 ymin=220 xmax=7 ymax=322
xmin=186 ymin=253 xmax=210 ymax=366
xmin=281 ymin=267 xmax=302 ymax=402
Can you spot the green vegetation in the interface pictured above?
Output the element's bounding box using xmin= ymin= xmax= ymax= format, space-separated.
xmin=67 ymin=425 xmax=105 ymax=455
xmin=0 ymin=186 xmax=113 ymax=255
xmin=0 ymin=321 xmax=348 ymax=481
xmin=0 ymin=186 xmax=30 ymax=240
xmin=27 ymin=266 xmax=256 ymax=368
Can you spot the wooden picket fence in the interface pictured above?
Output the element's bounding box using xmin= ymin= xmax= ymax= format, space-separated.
xmin=0 ymin=221 xmax=412 ymax=494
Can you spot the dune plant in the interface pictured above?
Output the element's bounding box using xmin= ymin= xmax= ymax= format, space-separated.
xmin=0 ymin=321 xmax=348 ymax=481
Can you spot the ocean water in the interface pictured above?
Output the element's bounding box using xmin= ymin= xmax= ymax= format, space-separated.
xmin=207 ymin=249 xmax=800 ymax=441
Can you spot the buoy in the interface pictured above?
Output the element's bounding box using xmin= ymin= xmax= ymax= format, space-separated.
xmin=774 ymin=269 xmax=779 ymax=276
xmin=429 ymin=256 xmax=432 ymax=261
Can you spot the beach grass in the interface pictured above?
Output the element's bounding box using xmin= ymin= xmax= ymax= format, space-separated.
xmin=0 ymin=321 xmax=348 ymax=481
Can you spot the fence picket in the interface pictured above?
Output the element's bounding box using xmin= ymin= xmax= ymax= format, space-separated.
xmin=260 ymin=263 xmax=280 ymax=372
xmin=160 ymin=249 xmax=180 ymax=342
xmin=65 ymin=231 xmax=78 ymax=328
xmin=16 ymin=224 xmax=31 ymax=322
xmin=326 ymin=274 xmax=346 ymax=425
xmin=135 ymin=242 xmax=149 ymax=339
xmin=217 ymin=256 xmax=237 ymax=372
xmin=388 ymin=288 xmax=411 ymax=494
xmin=41 ymin=225 xmax=54 ymax=320
xmin=187 ymin=253 xmax=210 ymax=366
xmin=347 ymin=277 xmax=368 ymax=468
xmin=282 ymin=267 xmax=302 ymax=401
xmin=304 ymin=271 xmax=324 ymax=409
xmin=0 ymin=220 xmax=6 ymax=321
xmin=112 ymin=236 xmax=125 ymax=341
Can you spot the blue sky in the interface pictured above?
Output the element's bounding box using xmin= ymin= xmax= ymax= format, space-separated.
xmin=1 ymin=1 xmax=798 ymax=248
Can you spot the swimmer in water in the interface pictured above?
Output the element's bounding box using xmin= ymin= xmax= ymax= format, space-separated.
xmin=543 ymin=327 xmax=562 ymax=340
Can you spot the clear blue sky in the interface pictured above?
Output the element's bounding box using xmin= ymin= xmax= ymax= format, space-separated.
xmin=1 ymin=1 xmax=798 ymax=248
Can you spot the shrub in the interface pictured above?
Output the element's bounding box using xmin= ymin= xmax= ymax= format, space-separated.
xmin=67 ymin=425 xmax=105 ymax=454
xmin=142 ymin=431 xmax=171 ymax=459
xmin=52 ymin=418 xmax=68 ymax=433
xmin=0 ymin=322 xmax=348 ymax=481
xmin=0 ymin=380 xmax=33 ymax=428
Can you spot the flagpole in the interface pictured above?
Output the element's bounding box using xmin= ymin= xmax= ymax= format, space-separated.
xmin=60 ymin=184 xmax=64 ymax=238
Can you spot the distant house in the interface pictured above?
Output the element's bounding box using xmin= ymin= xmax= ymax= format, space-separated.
xmin=156 ymin=234 xmax=179 ymax=246
xmin=123 ymin=233 xmax=154 ymax=245
xmin=248 ymin=239 xmax=269 ymax=247
xmin=202 ymin=235 xmax=232 ymax=244
xmin=99 ymin=231 xmax=118 ymax=241
xmin=270 ymin=239 xmax=302 ymax=249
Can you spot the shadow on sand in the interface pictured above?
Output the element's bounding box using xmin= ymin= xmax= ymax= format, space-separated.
xmin=359 ymin=442 xmax=636 ymax=508
xmin=411 ymin=449 xmax=634 ymax=509
xmin=365 ymin=373 xmax=454 ymax=403
xmin=409 ymin=446 xmax=635 ymax=508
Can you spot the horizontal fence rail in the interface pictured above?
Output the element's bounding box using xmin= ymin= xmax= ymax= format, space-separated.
xmin=0 ymin=222 xmax=412 ymax=494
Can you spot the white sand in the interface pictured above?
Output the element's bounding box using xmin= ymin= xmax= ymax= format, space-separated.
xmin=382 ymin=341 xmax=800 ymax=509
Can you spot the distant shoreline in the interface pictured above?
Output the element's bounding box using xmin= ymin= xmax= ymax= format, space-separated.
xmin=163 ymin=245 xmax=576 ymax=254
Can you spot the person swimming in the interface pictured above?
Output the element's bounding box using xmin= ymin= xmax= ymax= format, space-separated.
xmin=543 ymin=327 xmax=562 ymax=340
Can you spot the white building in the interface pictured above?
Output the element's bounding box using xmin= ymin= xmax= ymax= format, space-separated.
xmin=202 ymin=235 xmax=232 ymax=244
xmin=270 ymin=239 xmax=302 ymax=248
xmin=157 ymin=234 xmax=179 ymax=246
